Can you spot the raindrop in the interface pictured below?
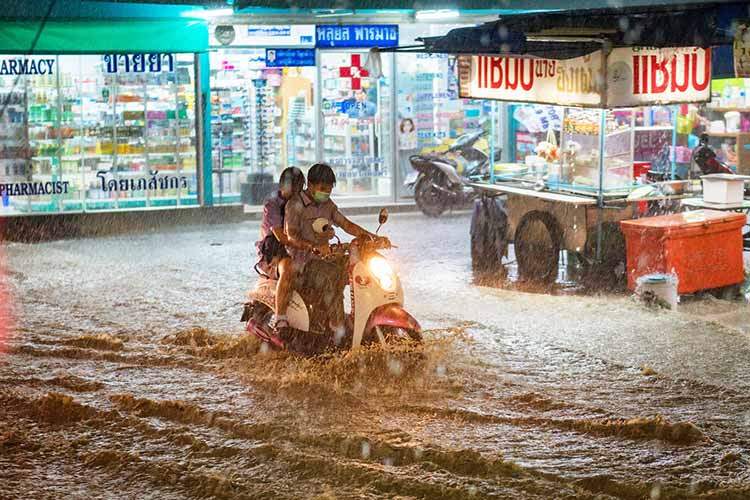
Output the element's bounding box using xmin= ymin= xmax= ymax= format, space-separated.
xmin=480 ymin=34 xmax=490 ymax=47
xmin=436 ymin=364 xmax=447 ymax=377
xmin=497 ymin=25 xmax=508 ymax=39
xmin=333 ymin=325 xmax=346 ymax=346
xmin=650 ymin=483 xmax=662 ymax=500
xmin=618 ymin=16 xmax=630 ymax=31
xmin=361 ymin=441 xmax=371 ymax=459
xmin=387 ymin=356 xmax=403 ymax=377
xmin=468 ymin=485 xmax=478 ymax=496
xmin=413 ymin=446 xmax=423 ymax=459
xmin=383 ymin=457 xmax=394 ymax=466
xmin=259 ymin=342 xmax=269 ymax=354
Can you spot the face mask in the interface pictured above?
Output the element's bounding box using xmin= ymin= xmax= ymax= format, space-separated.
xmin=313 ymin=191 xmax=330 ymax=203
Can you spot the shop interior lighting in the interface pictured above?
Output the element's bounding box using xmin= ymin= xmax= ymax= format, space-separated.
xmin=314 ymin=9 xmax=355 ymax=17
xmin=182 ymin=8 xmax=234 ymax=19
xmin=415 ymin=9 xmax=460 ymax=21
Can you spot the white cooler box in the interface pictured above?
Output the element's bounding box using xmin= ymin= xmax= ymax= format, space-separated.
xmin=701 ymin=174 xmax=750 ymax=205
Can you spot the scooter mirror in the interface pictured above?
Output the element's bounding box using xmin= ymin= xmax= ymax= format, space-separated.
xmin=378 ymin=208 xmax=389 ymax=225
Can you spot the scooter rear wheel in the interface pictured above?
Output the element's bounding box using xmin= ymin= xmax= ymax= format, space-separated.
xmin=415 ymin=171 xmax=450 ymax=217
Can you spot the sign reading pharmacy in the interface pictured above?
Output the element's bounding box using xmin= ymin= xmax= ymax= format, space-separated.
xmin=316 ymin=25 xmax=398 ymax=48
xmin=0 ymin=58 xmax=55 ymax=76
xmin=103 ymin=53 xmax=175 ymax=74
xmin=458 ymin=47 xmax=711 ymax=108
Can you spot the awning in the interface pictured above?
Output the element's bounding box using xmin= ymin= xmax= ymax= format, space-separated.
xmin=0 ymin=19 xmax=209 ymax=54
xmin=415 ymin=3 xmax=734 ymax=58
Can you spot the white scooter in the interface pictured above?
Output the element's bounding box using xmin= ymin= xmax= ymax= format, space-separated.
xmin=241 ymin=209 xmax=421 ymax=355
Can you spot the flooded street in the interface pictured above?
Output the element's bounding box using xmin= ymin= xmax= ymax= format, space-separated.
xmin=2 ymin=211 xmax=750 ymax=499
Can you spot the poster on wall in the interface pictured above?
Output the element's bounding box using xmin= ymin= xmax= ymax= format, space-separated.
xmin=458 ymin=46 xmax=711 ymax=108
xmin=734 ymin=21 xmax=750 ymax=77
xmin=265 ymin=48 xmax=316 ymax=67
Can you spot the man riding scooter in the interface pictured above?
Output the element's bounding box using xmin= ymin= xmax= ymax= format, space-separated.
xmin=284 ymin=163 xmax=388 ymax=340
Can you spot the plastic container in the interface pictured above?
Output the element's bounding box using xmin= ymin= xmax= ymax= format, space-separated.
xmin=725 ymin=111 xmax=741 ymax=133
xmin=636 ymin=274 xmax=679 ymax=309
xmin=620 ymin=210 xmax=746 ymax=294
xmin=633 ymin=161 xmax=651 ymax=180
xmin=701 ymin=174 xmax=748 ymax=205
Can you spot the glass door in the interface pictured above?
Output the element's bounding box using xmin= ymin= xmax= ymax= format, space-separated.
xmin=320 ymin=51 xmax=392 ymax=201
xmin=209 ymin=49 xmax=317 ymax=205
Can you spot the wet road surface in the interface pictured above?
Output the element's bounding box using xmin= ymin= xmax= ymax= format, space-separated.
xmin=1 ymin=211 xmax=750 ymax=499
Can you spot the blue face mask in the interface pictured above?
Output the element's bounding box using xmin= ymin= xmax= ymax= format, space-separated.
xmin=313 ymin=191 xmax=330 ymax=203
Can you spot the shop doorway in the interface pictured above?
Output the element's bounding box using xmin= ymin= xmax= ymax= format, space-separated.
xmin=209 ymin=48 xmax=317 ymax=205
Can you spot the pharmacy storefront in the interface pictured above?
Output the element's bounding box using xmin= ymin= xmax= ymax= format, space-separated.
xmin=209 ymin=22 xmax=497 ymax=205
xmin=0 ymin=20 xmax=208 ymax=216
xmin=0 ymin=19 xmax=500 ymax=215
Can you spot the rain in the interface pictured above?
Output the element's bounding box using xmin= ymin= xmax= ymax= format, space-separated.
xmin=1 ymin=1 xmax=750 ymax=499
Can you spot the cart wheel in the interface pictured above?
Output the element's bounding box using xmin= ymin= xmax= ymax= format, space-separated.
xmin=470 ymin=197 xmax=508 ymax=274
xmin=582 ymin=222 xmax=627 ymax=288
xmin=415 ymin=171 xmax=450 ymax=217
xmin=514 ymin=211 xmax=562 ymax=284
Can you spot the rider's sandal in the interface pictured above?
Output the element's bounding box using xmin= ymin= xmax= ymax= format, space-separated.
xmin=273 ymin=318 xmax=290 ymax=336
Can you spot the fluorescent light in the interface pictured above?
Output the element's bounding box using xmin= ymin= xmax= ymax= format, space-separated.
xmin=182 ymin=8 xmax=234 ymax=19
xmin=314 ymin=9 xmax=355 ymax=17
xmin=415 ymin=9 xmax=460 ymax=21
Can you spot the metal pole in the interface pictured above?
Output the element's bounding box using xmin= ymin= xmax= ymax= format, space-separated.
xmin=670 ymin=105 xmax=678 ymax=180
xmin=389 ymin=51 xmax=398 ymax=203
xmin=596 ymin=108 xmax=606 ymax=261
xmin=490 ymin=100 xmax=496 ymax=184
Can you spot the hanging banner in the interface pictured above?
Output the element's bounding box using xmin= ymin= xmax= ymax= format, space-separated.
xmin=315 ymin=25 xmax=398 ymax=48
xmin=219 ymin=25 xmax=316 ymax=47
xmin=733 ymin=21 xmax=750 ymax=77
xmin=458 ymin=51 xmax=604 ymax=107
xmin=458 ymin=46 xmax=711 ymax=108
xmin=607 ymin=47 xmax=711 ymax=106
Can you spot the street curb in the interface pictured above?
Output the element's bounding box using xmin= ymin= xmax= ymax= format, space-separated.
xmin=0 ymin=203 xmax=419 ymax=242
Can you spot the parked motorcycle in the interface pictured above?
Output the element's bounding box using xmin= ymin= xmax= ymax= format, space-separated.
xmin=406 ymin=130 xmax=499 ymax=217
xmin=241 ymin=209 xmax=421 ymax=355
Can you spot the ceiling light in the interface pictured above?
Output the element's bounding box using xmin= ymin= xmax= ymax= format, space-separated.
xmin=182 ymin=8 xmax=234 ymax=19
xmin=314 ymin=9 xmax=355 ymax=18
xmin=415 ymin=9 xmax=460 ymax=21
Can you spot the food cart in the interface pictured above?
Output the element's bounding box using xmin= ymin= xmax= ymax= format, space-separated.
xmin=386 ymin=6 xmax=739 ymax=285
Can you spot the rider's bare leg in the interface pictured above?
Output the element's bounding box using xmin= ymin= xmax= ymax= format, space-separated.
xmin=275 ymin=257 xmax=294 ymax=322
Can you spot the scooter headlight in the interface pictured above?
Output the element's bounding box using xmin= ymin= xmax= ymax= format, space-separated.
xmin=368 ymin=256 xmax=396 ymax=291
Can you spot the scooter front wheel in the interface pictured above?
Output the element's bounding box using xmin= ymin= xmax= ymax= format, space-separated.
xmin=370 ymin=326 xmax=422 ymax=346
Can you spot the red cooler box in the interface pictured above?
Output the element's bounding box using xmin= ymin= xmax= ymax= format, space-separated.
xmin=620 ymin=210 xmax=746 ymax=294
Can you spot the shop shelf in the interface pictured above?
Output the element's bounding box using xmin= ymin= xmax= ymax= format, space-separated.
xmin=706 ymin=132 xmax=744 ymax=138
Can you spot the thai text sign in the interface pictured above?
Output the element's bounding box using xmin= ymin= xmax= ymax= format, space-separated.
xmin=316 ymin=25 xmax=398 ymax=48
xmin=607 ymin=47 xmax=711 ymax=106
xmin=103 ymin=53 xmax=174 ymax=74
xmin=458 ymin=51 xmax=604 ymax=107
xmin=458 ymin=47 xmax=711 ymax=108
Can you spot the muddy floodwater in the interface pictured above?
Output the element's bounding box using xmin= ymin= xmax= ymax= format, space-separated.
xmin=1 ymin=212 xmax=750 ymax=499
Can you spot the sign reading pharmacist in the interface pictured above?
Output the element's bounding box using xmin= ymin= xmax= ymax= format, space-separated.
xmin=458 ymin=47 xmax=711 ymax=108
